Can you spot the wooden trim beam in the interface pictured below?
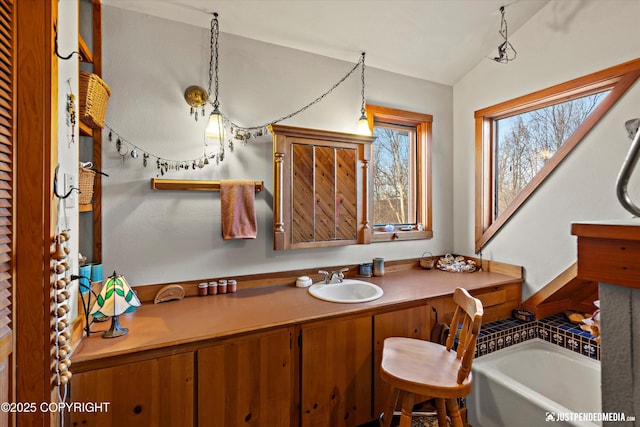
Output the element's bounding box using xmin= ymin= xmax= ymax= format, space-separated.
xmin=91 ymin=0 xmax=103 ymax=263
xmin=521 ymin=262 xmax=598 ymax=319
xmin=78 ymin=34 xmax=92 ymax=63
xmin=15 ymin=0 xmax=58 ymax=424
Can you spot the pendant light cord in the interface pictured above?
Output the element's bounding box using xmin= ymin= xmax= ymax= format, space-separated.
xmin=207 ymin=13 xmax=220 ymax=110
xmin=224 ymin=54 xmax=365 ymax=133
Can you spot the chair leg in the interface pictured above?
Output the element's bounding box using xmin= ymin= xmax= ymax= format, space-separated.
xmin=435 ymin=398 xmax=448 ymax=427
xmin=380 ymin=387 xmax=399 ymax=427
xmin=445 ymin=398 xmax=464 ymax=427
xmin=398 ymin=391 xmax=415 ymax=427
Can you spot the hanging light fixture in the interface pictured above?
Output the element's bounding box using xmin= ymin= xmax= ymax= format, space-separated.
xmin=492 ymin=6 xmax=517 ymax=64
xmin=174 ymin=13 xmax=371 ymax=170
xmin=205 ymin=12 xmax=226 ymax=142
xmin=356 ymin=52 xmax=371 ymax=136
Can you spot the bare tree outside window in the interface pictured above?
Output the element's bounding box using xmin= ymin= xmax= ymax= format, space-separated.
xmin=494 ymin=91 xmax=608 ymax=217
xmin=372 ymin=125 xmax=414 ymax=225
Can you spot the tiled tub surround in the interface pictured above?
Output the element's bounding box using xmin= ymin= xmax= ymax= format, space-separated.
xmin=476 ymin=313 xmax=601 ymax=360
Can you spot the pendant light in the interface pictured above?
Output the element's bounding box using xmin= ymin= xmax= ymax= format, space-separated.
xmin=205 ymin=13 xmax=226 ymax=142
xmin=356 ymin=52 xmax=372 ymax=135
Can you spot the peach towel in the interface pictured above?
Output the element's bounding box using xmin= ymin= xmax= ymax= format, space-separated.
xmin=220 ymin=180 xmax=257 ymax=240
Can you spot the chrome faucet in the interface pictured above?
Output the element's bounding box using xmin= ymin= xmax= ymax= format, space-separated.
xmin=318 ymin=268 xmax=348 ymax=284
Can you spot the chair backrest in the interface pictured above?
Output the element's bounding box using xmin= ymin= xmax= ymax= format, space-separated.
xmin=444 ymin=287 xmax=484 ymax=384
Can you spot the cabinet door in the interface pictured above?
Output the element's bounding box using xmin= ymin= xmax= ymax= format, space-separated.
xmin=272 ymin=124 xmax=373 ymax=250
xmin=70 ymin=352 xmax=195 ymax=427
xmin=314 ymin=145 xmax=337 ymax=241
xmin=373 ymin=305 xmax=430 ymax=415
xmin=335 ymin=147 xmax=358 ymax=240
xmin=292 ymin=144 xmax=358 ymax=244
xmin=292 ymin=143 xmax=315 ymax=243
xmin=301 ymin=316 xmax=372 ymax=427
xmin=198 ymin=329 xmax=294 ymax=427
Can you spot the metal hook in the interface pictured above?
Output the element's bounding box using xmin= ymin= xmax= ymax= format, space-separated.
xmin=54 ymin=22 xmax=83 ymax=61
xmin=53 ymin=165 xmax=79 ymax=199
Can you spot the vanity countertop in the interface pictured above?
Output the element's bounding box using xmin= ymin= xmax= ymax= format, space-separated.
xmin=72 ymin=267 xmax=521 ymax=368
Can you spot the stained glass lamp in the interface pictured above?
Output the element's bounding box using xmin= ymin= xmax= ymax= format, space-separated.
xmin=90 ymin=272 xmax=141 ymax=338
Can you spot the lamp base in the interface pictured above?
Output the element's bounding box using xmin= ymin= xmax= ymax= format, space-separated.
xmin=102 ymin=315 xmax=129 ymax=338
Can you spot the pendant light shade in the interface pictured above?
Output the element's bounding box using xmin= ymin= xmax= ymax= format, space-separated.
xmin=357 ymin=114 xmax=370 ymax=136
xmin=205 ymin=108 xmax=225 ymax=141
xmin=356 ymin=52 xmax=372 ymax=136
xmin=204 ymin=13 xmax=226 ymax=143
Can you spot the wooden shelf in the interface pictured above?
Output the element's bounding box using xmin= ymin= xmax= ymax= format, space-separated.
xmin=79 ymin=203 xmax=92 ymax=212
xmin=79 ymin=120 xmax=92 ymax=136
xmin=150 ymin=178 xmax=263 ymax=192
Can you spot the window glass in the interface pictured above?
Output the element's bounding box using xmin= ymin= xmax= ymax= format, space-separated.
xmin=474 ymin=58 xmax=640 ymax=252
xmin=365 ymin=104 xmax=432 ymax=241
xmin=372 ymin=123 xmax=415 ymax=225
xmin=494 ymin=91 xmax=609 ymax=217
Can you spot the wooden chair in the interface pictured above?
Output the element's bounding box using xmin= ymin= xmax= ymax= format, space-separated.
xmin=379 ymin=288 xmax=483 ymax=427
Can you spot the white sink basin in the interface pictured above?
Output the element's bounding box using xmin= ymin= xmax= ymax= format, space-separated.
xmin=308 ymin=279 xmax=384 ymax=303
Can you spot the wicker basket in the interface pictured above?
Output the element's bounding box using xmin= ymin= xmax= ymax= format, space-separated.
xmin=419 ymin=252 xmax=435 ymax=269
xmin=78 ymin=167 xmax=96 ymax=205
xmin=79 ymin=71 xmax=111 ymax=129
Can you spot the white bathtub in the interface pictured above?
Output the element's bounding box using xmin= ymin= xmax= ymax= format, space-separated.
xmin=467 ymin=338 xmax=601 ymax=427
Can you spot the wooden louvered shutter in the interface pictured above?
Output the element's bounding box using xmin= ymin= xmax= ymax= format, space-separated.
xmin=0 ymin=0 xmax=14 ymax=365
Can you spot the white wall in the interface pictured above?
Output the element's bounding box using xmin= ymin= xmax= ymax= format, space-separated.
xmin=453 ymin=0 xmax=640 ymax=299
xmin=101 ymin=6 xmax=453 ymax=286
xmin=57 ymin=0 xmax=80 ymax=319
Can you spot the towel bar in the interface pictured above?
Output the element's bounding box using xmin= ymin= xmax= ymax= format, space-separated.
xmin=150 ymin=178 xmax=263 ymax=192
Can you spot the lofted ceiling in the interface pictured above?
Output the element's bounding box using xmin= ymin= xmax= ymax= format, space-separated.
xmin=102 ymin=0 xmax=550 ymax=86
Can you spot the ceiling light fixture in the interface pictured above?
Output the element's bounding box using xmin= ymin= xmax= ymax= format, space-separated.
xmin=492 ymin=5 xmax=517 ymax=64
xmin=356 ymin=52 xmax=372 ymax=136
xmin=204 ymin=12 xmax=225 ymax=143
xmin=175 ymin=12 xmax=369 ymax=170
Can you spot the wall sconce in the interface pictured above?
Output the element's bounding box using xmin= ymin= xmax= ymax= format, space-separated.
xmin=184 ymin=85 xmax=208 ymax=121
xmin=90 ymin=272 xmax=141 ymax=338
xmin=492 ymin=6 xmax=517 ymax=64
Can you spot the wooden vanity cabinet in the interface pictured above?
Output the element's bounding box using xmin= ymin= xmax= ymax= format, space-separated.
xmin=300 ymin=316 xmax=372 ymax=427
xmin=69 ymin=278 xmax=521 ymax=426
xmin=197 ymin=328 xmax=295 ymax=427
xmin=430 ymin=283 xmax=521 ymax=326
xmin=69 ymin=352 xmax=195 ymax=427
xmin=270 ymin=124 xmax=374 ymax=250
